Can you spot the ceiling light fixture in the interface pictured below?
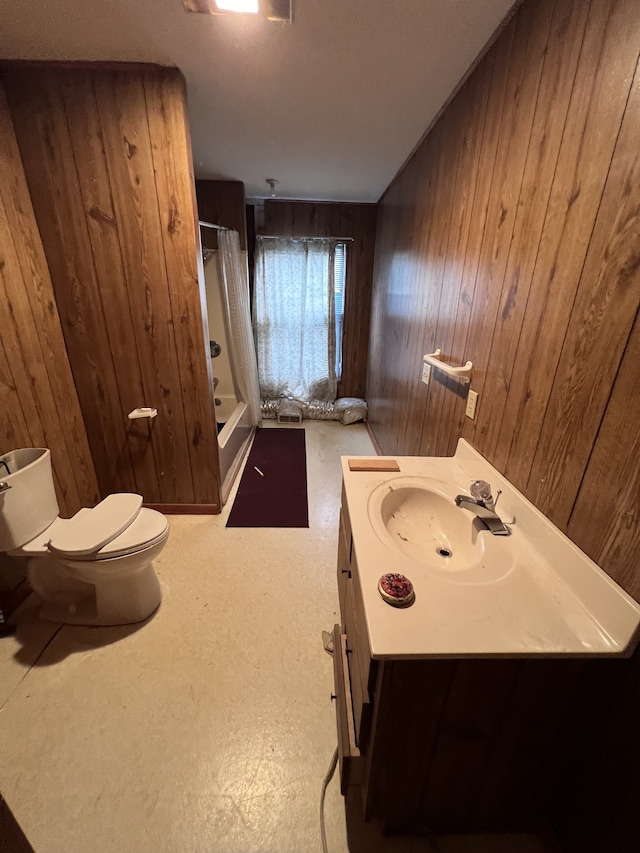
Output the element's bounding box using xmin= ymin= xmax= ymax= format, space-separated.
xmin=214 ymin=0 xmax=258 ymax=13
xmin=183 ymin=0 xmax=291 ymax=23
xmin=266 ymin=178 xmax=279 ymax=198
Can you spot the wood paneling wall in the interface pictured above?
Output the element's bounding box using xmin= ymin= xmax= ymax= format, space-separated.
xmin=196 ymin=180 xmax=247 ymax=250
xmin=0 ymin=83 xmax=98 ymax=516
xmin=367 ymin=0 xmax=640 ymax=599
xmin=3 ymin=65 xmax=220 ymax=508
xmin=264 ymin=200 xmax=377 ymax=399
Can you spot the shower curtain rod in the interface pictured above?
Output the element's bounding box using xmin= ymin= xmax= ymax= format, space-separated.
xmin=257 ymin=235 xmax=355 ymax=242
xmin=199 ymin=220 xmax=231 ymax=231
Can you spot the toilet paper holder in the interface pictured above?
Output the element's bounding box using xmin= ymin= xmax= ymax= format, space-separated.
xmin=128 ymin=408 xmax=158 ymax=420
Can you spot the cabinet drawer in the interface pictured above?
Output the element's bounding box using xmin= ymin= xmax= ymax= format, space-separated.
xmin=332 ymin=624 xmax=363 ymax=794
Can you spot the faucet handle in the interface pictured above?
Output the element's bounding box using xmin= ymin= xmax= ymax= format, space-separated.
xmin=470 ymin=480 xmax=493 ymax=504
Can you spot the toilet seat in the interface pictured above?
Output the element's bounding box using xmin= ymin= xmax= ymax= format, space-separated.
xmin=17 ymin=495 xmax=169 ymax=561
xmin=80 ymin=508 xmax=168 ymax=561
xmin=48 ymin=494 xmax=143 ymax=556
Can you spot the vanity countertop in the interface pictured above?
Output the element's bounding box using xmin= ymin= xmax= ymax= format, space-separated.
xmin=341 ymin=440 xmax=640 ymax=659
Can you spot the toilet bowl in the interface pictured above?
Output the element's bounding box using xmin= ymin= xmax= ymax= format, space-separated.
xmin=0 ymin=448 xmax=167 ymax=626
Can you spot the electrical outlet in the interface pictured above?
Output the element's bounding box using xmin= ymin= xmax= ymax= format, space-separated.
xmin=421 ymin=363 xmax=431 ymax=386
xmin=466 ymin=389 xmax=478 ymax=419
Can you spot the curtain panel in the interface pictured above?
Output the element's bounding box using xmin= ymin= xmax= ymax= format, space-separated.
xmin=217 ymin=229 xmax=261 ymax=425
xmin=253 ymin=237 xmax=337 ymax=402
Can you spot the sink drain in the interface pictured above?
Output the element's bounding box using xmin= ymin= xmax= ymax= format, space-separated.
xmin=436 ymin=546 xmax=453 ymax=558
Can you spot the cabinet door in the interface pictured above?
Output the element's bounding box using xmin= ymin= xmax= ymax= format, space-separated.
xmin=332 ymin=625 xmax=363 ymax=794
xmin=337 ymin=507 xmax=351 ymax=619
xmin=343 ymin=552 xmax=376 ymax=752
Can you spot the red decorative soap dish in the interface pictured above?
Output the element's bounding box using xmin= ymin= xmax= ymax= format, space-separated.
xmin=378 ymin=573 xmax=415 ymax=607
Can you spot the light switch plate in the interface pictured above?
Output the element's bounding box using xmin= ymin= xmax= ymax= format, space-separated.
xmin=466 ymin=389 xmax=478 ymax=419
xmin=421 ymin=363 xmax=431 ymax=386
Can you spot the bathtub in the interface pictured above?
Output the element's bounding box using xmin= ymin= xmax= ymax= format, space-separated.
xmin=216 ymin=397 xmax=254 ymax=503
xmin=214 ymin=393 xmax=239 ymax=425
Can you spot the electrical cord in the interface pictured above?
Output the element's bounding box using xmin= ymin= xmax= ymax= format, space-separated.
xmin=319 ymin=747 xmax=339 ymax=853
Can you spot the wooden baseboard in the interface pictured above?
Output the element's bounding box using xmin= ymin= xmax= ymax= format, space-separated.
xmin=365 ymin=422 xmax=383 ymax=456
xmin=144 ymin=503 xmax=220 ymax=515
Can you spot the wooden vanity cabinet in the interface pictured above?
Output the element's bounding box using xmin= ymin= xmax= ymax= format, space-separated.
xmin=333 ymin=495 xmax=596 ymax=833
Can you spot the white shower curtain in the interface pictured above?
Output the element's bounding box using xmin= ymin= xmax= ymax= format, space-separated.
xmin=253 ymin=237 xmax=337 ymax=402
xmin=217 ymin=230 xmax=261 ymax=426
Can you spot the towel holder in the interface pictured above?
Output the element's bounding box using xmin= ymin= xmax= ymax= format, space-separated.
xmin=423 ymin=349 xmax=473 ymax=384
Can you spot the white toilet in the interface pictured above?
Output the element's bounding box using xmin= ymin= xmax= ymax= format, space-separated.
xmin=0 ymin=447 xmax=168 ymax=626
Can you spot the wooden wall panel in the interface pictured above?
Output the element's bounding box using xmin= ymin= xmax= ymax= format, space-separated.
xmin=57 ymin=72 xmax=158 ymax=495
xmin=456 ymin=0 xmax=554 ymax=452
xmin=0 ymin=83 xmax=98 ymax=515
xmin=264 ymin=200 xmax=377 ymax=399
xmin=196 ymin=180 xmax=247 ymax=250
xmin=470 ymin=0 xmax=591 ymax=462
xmin=493 ymin=0 xmax=640 ymax=487
xmin=95 ymin=70 xmax=196 ymax=502
xmin=145 ymin=72 xmax=220 ymax=504
xmin=404 ymin=118 xmax=455 ymax=455
xmin=567 ymin=309 xmax=640 ymax=593
xmin=422 ymin=56 xmax=494 ymax=460
xmin=3 ymin=65 xmax=220 ymax=508
xmin=367 ymin=0 xmax=640 ymax=598
xmin=527 ymin=57 xmax=640 ymax=525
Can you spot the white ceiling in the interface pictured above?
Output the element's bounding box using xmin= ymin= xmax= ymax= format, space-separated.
xmin=0 ymin=0 xmax=515 ymax=202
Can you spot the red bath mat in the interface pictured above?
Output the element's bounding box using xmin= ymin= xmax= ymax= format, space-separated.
xmin=226 ymin=428 xmax=309 ymax=528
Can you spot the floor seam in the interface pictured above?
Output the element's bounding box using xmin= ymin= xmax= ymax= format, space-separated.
xmin=0 ymin=624 xmax=63 ymax=712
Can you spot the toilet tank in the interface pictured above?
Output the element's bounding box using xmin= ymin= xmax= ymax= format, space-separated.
xmin=0 ymin=448 xmax=60 ymax=551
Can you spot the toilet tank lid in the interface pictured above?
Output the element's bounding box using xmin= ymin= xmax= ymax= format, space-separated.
xmin=47 ymin=494 xmax=143 ymax=556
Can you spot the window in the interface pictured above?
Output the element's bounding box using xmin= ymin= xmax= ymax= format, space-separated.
xmin=253 ymin=236 xmax=347 ymax=402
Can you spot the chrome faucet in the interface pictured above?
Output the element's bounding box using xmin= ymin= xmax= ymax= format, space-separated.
xmin=454 ymin=480 xmax=510 ymax=536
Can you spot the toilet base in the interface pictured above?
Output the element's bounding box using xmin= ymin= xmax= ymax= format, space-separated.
xmin=37 ymin=595 xmax=161 ymax=627
xmin=28 ymin=555 xmax=163 ymax=627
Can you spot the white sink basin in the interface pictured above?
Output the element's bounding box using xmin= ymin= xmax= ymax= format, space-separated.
xmin=369 ymin=476 xmax=513 ymax=584
xmin=342 ymin=441 xmax=640 ymax=659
